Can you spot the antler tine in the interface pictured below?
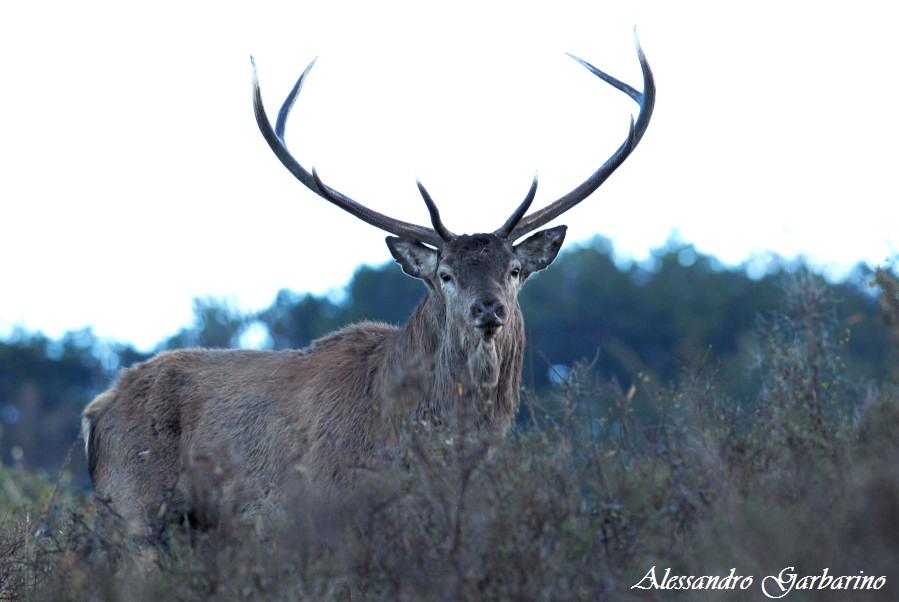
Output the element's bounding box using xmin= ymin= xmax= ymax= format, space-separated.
xmin=274 ymin=57 xmax=317 ymax=141
xmin=494 ymin=175 xmax=538 ymax=238
xmin=252 ymin=57 xmax=447 ymax=248
xmin=416 ymin=182 xmax=455 ymax=241
xmin=506 ymin=33 xmax=655 ymax=242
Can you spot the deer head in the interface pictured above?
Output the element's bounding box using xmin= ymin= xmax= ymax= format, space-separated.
xmin=251 ymin=35 xmax=654 ymax=345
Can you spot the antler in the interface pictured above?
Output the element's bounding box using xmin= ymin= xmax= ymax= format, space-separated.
xmin=502 ymin=33 xmax=655 ymax=242
xmin=494 ymin=176 xmax=539 ymax=238
xmin=252 ymin=57 xmax=453 ymax=247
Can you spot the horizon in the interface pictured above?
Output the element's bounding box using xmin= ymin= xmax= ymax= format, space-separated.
xmin=1 ymin=235 xmax=886 ymax=353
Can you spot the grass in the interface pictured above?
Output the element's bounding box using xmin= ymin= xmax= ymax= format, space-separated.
xmin=1 ymin=271 xmax=898 ymax=601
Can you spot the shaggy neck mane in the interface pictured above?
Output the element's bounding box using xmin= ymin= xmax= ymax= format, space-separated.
xmin=381 ymin=294 xmax=524 ymax=433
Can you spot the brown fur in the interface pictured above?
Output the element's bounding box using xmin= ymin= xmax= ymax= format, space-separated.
xmin=82 ymin=232 xmax=564 ymax=536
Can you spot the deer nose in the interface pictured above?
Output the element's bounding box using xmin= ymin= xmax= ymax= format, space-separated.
xmin=471 ymin=298 xmax=506 ymax=327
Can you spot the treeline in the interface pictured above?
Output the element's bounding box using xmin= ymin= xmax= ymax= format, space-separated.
xmin=1 ymin=238 xmax=895 ymax=475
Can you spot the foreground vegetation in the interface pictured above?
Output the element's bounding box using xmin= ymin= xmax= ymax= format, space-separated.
xmin=1 ymin=269 xmax=898 ymax=600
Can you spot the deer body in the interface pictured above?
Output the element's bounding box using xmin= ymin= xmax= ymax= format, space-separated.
xmin=84 ymin=284 xmax=526 ymax=531
xmin=83 ymin=37 xmax=654 ymax=537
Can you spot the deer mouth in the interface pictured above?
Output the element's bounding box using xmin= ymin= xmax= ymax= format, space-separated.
xmin=475 ymin=317 xmax=504 ymax=339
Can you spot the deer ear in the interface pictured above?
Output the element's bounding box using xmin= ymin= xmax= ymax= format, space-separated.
xmin=386 ymin=237 xmax=438 ymax=280
xmin=514 ymin=226 xmax=566 ymax=276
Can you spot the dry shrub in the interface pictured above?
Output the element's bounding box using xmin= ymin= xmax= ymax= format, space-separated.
xmin=2 ymin=272 xmax=899 ymax=601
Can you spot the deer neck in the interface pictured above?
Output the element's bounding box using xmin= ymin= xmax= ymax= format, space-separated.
xmin=384 ymin=295 xmax=523 ymax=433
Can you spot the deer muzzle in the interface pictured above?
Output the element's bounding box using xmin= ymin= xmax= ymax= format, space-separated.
xmin=471 ymin=297 xmax=506 ymax=336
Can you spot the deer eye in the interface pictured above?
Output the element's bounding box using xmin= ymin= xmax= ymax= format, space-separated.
xmin=439 ymin=272 xmax=453 ymax=284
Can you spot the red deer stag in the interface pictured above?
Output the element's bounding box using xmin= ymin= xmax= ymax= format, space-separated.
xmin=82 ymin=37 xmax=654 ymax=536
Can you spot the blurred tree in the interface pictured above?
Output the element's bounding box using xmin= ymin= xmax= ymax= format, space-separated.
xmin=162 ymin=298 xmax=245 ymax=349
xmin=339 ymin=264 xmax=425 ymax=325
xmin=259 ymin=290 xmax=340 ymax=350
xmin=0 ymin=241 xmax=894 ymax=476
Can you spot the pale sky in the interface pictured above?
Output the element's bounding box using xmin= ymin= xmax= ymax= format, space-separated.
xmin=1 ymin=1 xmax=897 ymax=350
